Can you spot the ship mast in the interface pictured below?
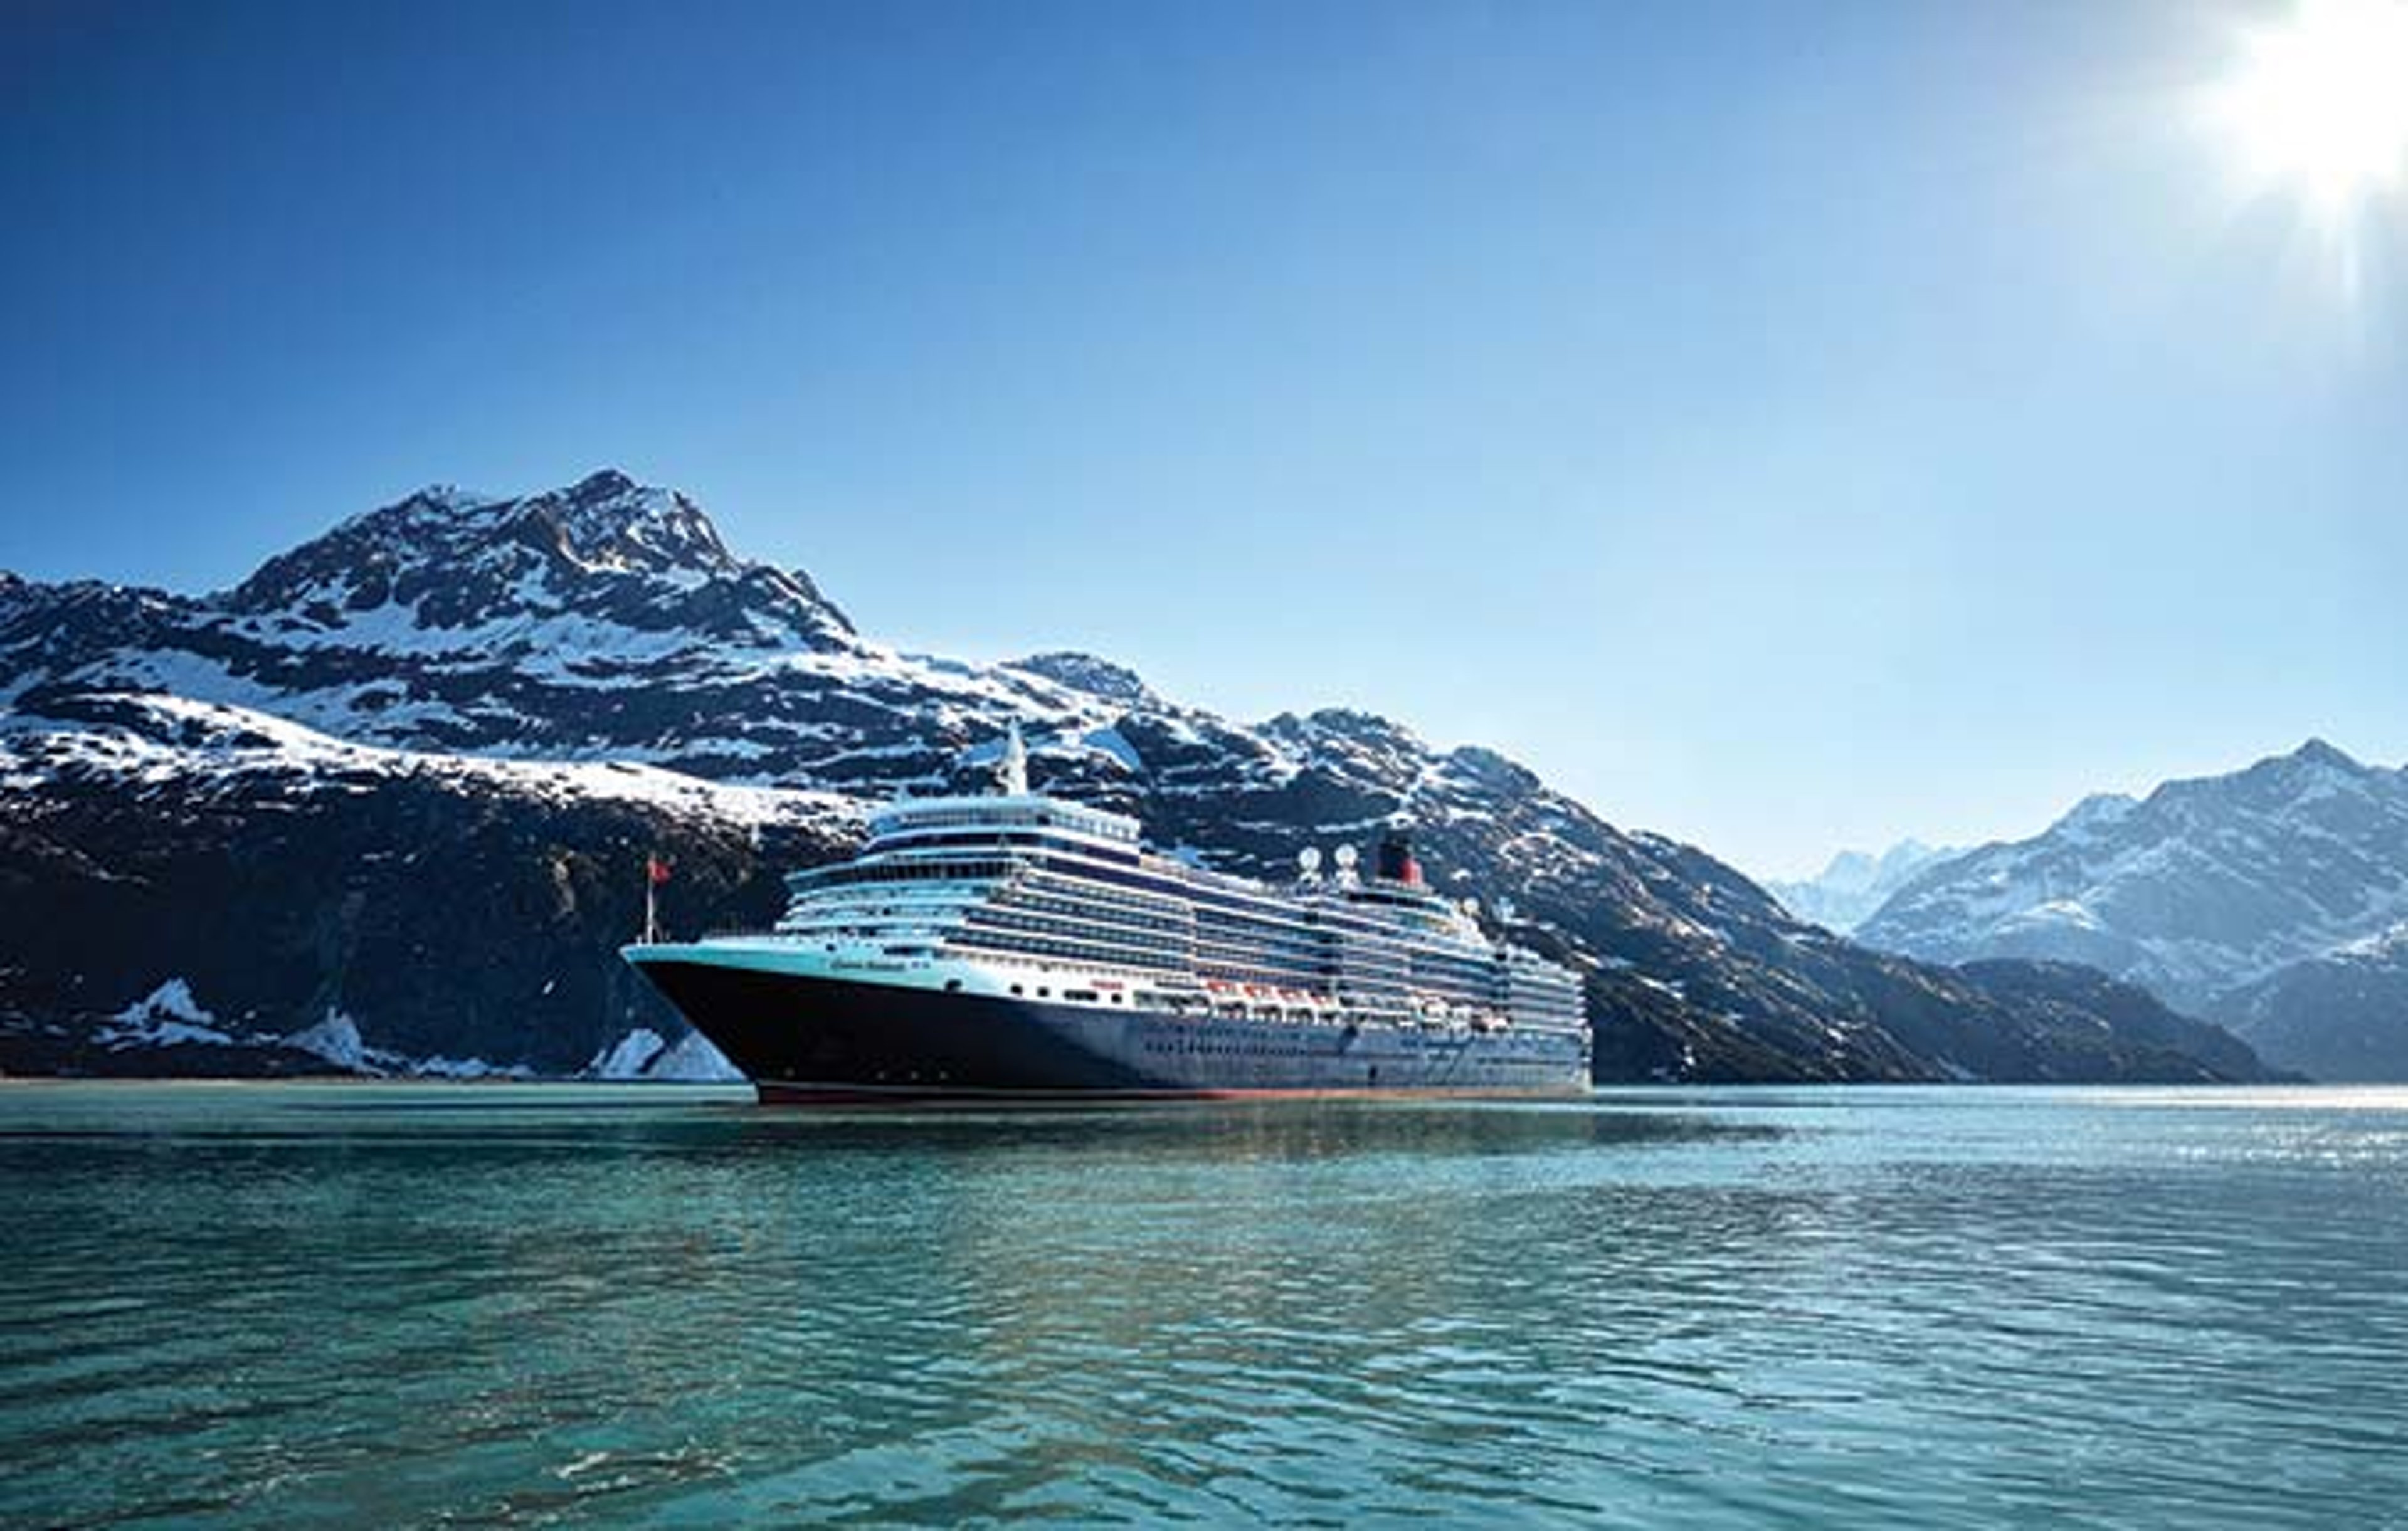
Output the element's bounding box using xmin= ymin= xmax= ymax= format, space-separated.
xmin=999 ymin=721 xmax=1029 ymax=797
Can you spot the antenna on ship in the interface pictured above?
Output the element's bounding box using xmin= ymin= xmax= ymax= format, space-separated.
xmin=998 ymin=721 xmax=1030 ymax=797
xmin=1297 ymin=846 xmax=1323 ymax=883
xmin=1333 ymin=843 xmax=1360 ymax=887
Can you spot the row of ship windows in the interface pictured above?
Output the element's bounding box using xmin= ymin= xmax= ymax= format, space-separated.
xmin=1000 ymin=897 xmax=1188 ymax=935
xmin=1199 ymin=910 xmax=1512 ymax=967
xmin=799 ymin=903 xmax=958 ymax=923
xmin=953 ymin=932 xmax=1370 ymax=999
xmin=1140 ymin=1038 xmax=1326 ymax=1058
xmin=808 ymin=860 xmax=1013 ymax=887
xmin=995 ymin=984 xmax=1330 ymax=1023
xmin=875 ymin=806 xmax=1132 ymax=834
xmin=992 ymin=848 xmax=1556 ymax=974
xmin=948 ymin=923 xmax=1550 ymax=1013
xmin=954 ymin=931 xmax=1184 ymax=970
xmin=1055 ymin=859 xmax=1338 ymax=935
xmin=1018 ymin=875 xmax=1183 ymax=917
xmin=881 ymin=829 xmax=1136 ymax=860
xmin=1193 ymin=908 xmax=1349 ymax=945
xmin=974 ymin=909 xmax=1188 ymax=949
xmin=1018 ymin=858 xmax=1532 ymax=974
xmin=956 ymin=917 xmax=1171 ymax=951
xmin=951 ymin=955 xmax=1562 ymax=1028
xmin=996 ymin=895 xmax=1356 ymax=972
xmin=986 ymin=984 xmax=1323 ymax=1019
xmin=954 ymin=912 xmax=1342 ymax=986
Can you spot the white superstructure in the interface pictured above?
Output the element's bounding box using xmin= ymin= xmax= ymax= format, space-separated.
xmin=707 ymin=730 xmax=1588 ymax=1038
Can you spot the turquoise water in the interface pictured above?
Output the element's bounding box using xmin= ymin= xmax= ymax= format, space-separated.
xmin=4 ymin=1085 xmax=2407 ymax=1528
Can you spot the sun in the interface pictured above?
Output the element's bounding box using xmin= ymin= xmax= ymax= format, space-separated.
xmin=2202 ymin=0 xmax=2408 ymax=228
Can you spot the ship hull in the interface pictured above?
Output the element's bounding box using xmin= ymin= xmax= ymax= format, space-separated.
xmin=626 ymin=957 xmax=1590 ymax=1103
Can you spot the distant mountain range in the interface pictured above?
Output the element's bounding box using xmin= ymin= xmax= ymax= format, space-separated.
xmin=1855 ymin=742 xmax=2408 ymax=1080
xmin=0 ymin=470 xmax=2279 ymax=1085
xmin=1766 ymin=840 xmax=1959 ymax=934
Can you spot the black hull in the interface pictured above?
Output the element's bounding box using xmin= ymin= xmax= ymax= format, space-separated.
xmin=627 ymin=959 xmax=1590 ymax=1102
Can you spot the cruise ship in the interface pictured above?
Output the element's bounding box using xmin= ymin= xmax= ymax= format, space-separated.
xmin=623 ymin=728 xmax=1590 ymax=1102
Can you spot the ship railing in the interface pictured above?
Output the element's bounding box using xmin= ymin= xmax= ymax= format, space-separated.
xmin=694 ymin=927 xmax=815 ymax=943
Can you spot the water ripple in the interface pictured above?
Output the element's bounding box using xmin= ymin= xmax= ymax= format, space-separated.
xmin=5 ymin=1084 xmax=2408 ymax=1527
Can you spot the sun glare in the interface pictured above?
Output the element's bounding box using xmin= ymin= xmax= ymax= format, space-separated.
xmin=2204 ymin=0 xmax=2408 ymax=226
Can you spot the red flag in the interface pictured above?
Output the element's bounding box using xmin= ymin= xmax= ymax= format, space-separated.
xmin=647 ymin=854 xmax=672 ymax=886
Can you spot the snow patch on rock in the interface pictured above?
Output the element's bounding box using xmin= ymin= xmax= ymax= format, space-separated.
xmin=645 ymin=1029 xmax=744 ymax=1081
xmin=286 ymin=1009 xmax=371 ymax=1071
xmin=589 ymin=1028 xmax=669 ymax=1079
xmin=100 ymin=979 xmax=233 ymax=1050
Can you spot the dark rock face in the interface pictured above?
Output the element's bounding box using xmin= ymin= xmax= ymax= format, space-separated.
xmin=1006 ymin=652 xmax=1163 ymax=711
xmin=1946 ymin=960 xmax=2288 ymax=1084
xmin=1858 ymin=741 xmax=2408 ymax=1078
xmin=0 ymin=471 xmax=2280 ymax=1083
xmin=0 ymin=693 xmax=854 ymax=1078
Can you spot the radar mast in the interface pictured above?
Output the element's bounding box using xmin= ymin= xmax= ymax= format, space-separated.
xmin=998 ymin=722 xmax=1030 ymax=797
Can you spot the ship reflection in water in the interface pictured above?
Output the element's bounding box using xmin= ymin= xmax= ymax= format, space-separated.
xmin=8 ymin=1083 xmax=2408 ymax=1528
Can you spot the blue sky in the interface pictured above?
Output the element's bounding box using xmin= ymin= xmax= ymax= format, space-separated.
xmin=4 ymin=0 xmax=2404 ymax=878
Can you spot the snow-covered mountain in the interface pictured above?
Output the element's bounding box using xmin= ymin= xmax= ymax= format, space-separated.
xmin=4 ymin=471 xmax=1099 ymax=788
xmin=1856 ymin=741 xmax=2408 ymax=1078
xmin=0 ymin=471 xmax=2279 ymax=1084
xmin=1766 ymin=840 xmax=1959 ymax=933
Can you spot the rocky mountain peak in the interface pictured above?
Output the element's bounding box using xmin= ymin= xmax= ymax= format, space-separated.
xmin=2142 ymin=737 xmax=2383 ymax=823
xmin=569 ymin=466 xmax=639 ymax=497
xmin=202 ymin=471 xmax=856 ymax=658
xmin=231 ymin=470 xmax=749 ymax=612
xmin=0 ymin=475 xmax=872 ymax=771
xmin=1006 ymin=651 xmax=1161 ymax=710
xmin=1767 ymin=837 xmax=1961 ymax=934
xmin=506 ymin=470 xmax=741 ymax=580
xmin=1819 ymin=840 xmax=1945 ymax=892
xmin=2281 ymin=737 xmax=2364 ymax=774
xmin=1817 ymin=849 xmax=1879 ymax=885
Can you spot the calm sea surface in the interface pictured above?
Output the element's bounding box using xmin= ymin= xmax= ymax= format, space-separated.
xmin=5 ymin=1083 xmax=2407 ymax=1528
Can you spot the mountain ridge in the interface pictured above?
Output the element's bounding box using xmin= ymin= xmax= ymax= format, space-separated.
xmin=1857 ymin=739 xmax=2408 ymax=1078
xmin=0 ymin=470 xmax=2281 ymax=1085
